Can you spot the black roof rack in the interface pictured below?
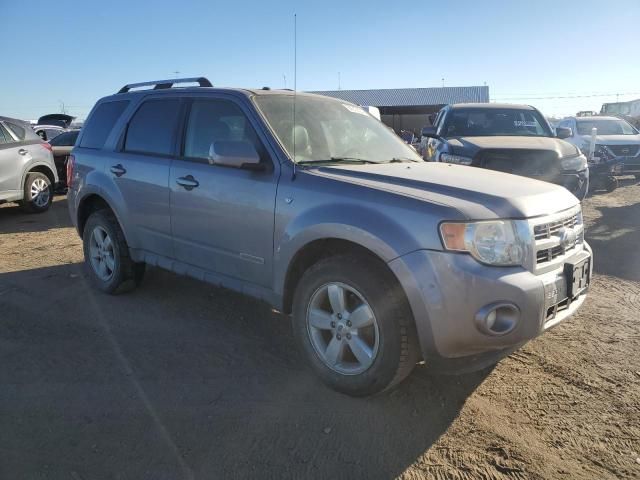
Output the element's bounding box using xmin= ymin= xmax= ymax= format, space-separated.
xmin=117 ymin=77 xmax=213 ymax=94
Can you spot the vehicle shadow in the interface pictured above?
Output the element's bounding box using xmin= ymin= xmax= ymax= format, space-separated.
xmin=0 ymin=263 xmax=491 ymax=480
xmin=0 ymin=196 xmax=72 ymax=234
xmin=585 ymin=195 xmax=640 ymax=282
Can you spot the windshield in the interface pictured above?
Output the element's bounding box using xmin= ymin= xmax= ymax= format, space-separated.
xmin=443 ymin=108 xmax=552 ymax=137
xmin=576 ymin=118 xmax=638 ymax=136
xmin=253 ymin=94 xmax=421 ymax=163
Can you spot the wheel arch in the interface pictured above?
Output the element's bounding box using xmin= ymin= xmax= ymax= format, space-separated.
xmin=77 ymin=193 xmax=128 ymax=243
xmin=281 ymin=237 xmax=403 ymax=315
xmin=24 ymin=164 xmax=56 ymax=189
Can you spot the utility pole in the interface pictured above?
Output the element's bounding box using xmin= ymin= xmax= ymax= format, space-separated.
xmin=338 ymin=72 xmax=341 ymax=90
xmin=283 ymin=74 xmax=287 ymax=89
xmin=173 ymin=70 xmax=180 ymax=78
xmin=59 ymin=101 xmax=67 ymax=114
xmin=442 ymin=78 xmax=445 ymax=87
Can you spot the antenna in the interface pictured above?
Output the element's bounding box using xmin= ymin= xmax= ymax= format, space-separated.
xmin=338 ymin=71 xmax=341 ymax=90
xmin=283 ymin=74 xmax=287 ymax=89
xmin=292 ymin=13 xmax=297 ymax=177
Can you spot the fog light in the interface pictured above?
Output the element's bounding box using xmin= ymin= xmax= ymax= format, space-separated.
xmin=475 ymin=302 xmax=520 ymax=336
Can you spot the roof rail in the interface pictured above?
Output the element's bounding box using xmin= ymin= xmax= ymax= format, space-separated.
xmin=117 ymin=77 xmax=213 ymax=94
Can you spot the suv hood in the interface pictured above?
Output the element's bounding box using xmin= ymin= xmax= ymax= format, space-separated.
xmin=447 ymin=136 xmax=580 ymax=158
xmin=310 ymin=162 xmax=579 ymax=220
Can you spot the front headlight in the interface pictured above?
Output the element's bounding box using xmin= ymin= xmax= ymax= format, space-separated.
xmin=561 ymin=154 xmax=587 ymax=171
xmin=440 ymin=220 xmax=531 ymax=266
xmin=439 ymin=153 xmax=473 ymax=165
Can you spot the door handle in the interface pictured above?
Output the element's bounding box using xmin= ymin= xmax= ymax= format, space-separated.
xmin=176 ymin=175 xmax=199 ymax=190
xmin=110 ymin=164 xmax=127 ymax=177
xmin=18 ymin=149 xmax=28 ymax=156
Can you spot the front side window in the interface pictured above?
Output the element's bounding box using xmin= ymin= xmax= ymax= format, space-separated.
xmin=45 ymin=129 xmax=62 ymax=141
xmin=125 ymin=99 xmax=181 ymax=156
xmin=183 ymin=99 xmax=266 ymax=162
xmin=576 ymin=118 xmax=638 ymax=136
xmin=443 ymin=108 xmax=552 ymax=137
xmin=254 ymin=95 xmax=421 ymax=163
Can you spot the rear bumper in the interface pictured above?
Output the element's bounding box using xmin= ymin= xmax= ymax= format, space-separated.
xmin=388 ymin=243 xmax=592 ymax=372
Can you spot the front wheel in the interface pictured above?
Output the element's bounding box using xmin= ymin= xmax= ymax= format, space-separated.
xmin=292 ymin=254 xmax=419 ymax=396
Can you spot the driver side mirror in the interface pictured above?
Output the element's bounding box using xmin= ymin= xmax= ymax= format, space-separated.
xmin=209 ymin=141 xmax=265 ymax=171
xmin=421 ymin=126 xmax=442 ymax=140
xmin=556 ymin=126 xmax=572 ymax=139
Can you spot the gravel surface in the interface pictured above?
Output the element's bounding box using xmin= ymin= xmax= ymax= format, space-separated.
xmin=1 ymin=179 xmax=639 ymax=479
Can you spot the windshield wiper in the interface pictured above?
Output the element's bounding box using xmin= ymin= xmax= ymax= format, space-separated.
xmin=297 ymin=157 xmax=378 ymax=165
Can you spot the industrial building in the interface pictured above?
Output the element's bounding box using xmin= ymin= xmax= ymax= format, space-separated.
xmin=311 ymin=86 xmax=490 ymax=134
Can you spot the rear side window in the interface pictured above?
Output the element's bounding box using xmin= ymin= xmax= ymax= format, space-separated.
xmin=49 ymin=130 xmax=79 ymax=146
xmin=80 ymin=100 xmax=129 ymax=149
xmin=5 ymin=122 xmax=26 ymax=140
xmin=0 ymin=124 xmax=14 ymax=144
xmin=124 ymin=99 xmax=181 ymax=156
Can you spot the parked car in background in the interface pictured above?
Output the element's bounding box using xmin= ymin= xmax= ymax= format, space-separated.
xmin=557 ymin=115 xmax=640 ymax=179
xmin=68 ymin=77 xmax=592 ymax=396
xmin=34 ymin=113 xmax=76 ymax=142
xmin=421 ymin=104 xmax=589 ymax=199
xmin=0 ymin=116 xmax=58 ymax=212
xmin=48 ymin=129 xmax=79 ymax=189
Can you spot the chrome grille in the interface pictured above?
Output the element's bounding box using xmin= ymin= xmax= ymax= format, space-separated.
xmin=532 ymin=210 xmax=584 ymax=267
xmin=534 ymin=214 xmax=579 ymax=240
xmin=606 ymin=144 xmax=640 ymax=157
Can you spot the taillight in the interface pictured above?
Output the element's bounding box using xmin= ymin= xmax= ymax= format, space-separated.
xmin=66 ymin=154 xmax=75 ymax=188
xmin=41 ymin=142 xmax=53 ymax=152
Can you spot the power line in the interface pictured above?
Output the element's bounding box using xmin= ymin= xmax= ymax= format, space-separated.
xmin=492 ymin=91 xmax=640 ymax=101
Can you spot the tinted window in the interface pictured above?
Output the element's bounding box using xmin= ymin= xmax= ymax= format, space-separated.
xmin=0 ymin=124 xmax=13 ymax=144
xmin=5 ymin=122 xmax=26 ymax=140
xmin=49 ymin=130 xmax=79 ymax=146
xmin=184 ymin=99 xmax=267 ymax=162
xmin=124 ymin=99 xmax=181 ymax=156
xmin=80 ymin=100 xmax=129 ymax=149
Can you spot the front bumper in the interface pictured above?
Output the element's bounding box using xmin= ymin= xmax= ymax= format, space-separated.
xmin=388 ymin=243 xmax=592 ymax=371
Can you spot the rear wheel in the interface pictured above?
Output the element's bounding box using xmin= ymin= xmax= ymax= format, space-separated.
xmin=22 ymin=172 xmax=52 ymax=213
xmin=292 ymin=254 xmax=419 ymax=396
xmin=83 ymin=209 xmax=145 ymax=294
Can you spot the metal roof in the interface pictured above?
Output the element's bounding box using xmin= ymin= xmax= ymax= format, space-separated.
xmin=309 ymin=86 xmax=489 ymax=107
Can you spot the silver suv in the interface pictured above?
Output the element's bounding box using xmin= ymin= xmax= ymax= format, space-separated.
xmin=0 ymin=116 xmax=58 ymax=212
xmin=68 ymin=78 xmax=592 ymax=396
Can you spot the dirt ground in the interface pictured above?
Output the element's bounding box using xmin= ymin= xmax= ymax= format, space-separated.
xmin=1 ymin=179 xmax=639 ymax=480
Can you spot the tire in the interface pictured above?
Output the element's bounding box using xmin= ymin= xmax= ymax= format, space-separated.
xmin=292 ymin=254 xmax=420 ymax=396
xmin=605 ymin=176 xmax=618 ymax=193
xmin=22 ymin=172 xmax=53 ymax=213
xmin=82 ymin=209 xmax=145 ymax=294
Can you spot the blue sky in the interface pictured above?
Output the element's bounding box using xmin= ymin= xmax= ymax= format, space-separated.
xmin=2 ymin=0 xmax=638 ymax=121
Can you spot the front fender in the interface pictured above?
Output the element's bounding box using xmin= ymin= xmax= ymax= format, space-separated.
xmin=273 ymin=203 xmax=421 ymax=297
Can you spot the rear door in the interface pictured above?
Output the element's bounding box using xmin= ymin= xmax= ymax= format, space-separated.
xmin=0 ymin=123 xmax=22 ymax=194
xmin=169 ymin=95 xmax=279 ymax=287
xmin=111 ymin=96 xmax=182 ymax=258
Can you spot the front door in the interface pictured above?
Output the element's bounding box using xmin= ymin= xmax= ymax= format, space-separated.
xmin=169 ymin=97 xmax=279 ymax=287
